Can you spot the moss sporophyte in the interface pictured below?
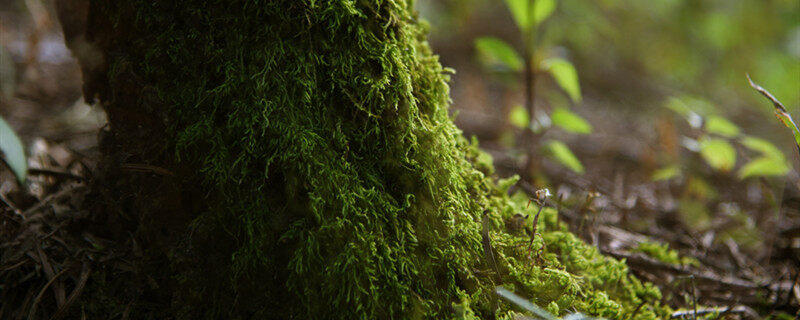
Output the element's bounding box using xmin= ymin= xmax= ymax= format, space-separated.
xmin=72 ymin=0 xmax=672 ymax=318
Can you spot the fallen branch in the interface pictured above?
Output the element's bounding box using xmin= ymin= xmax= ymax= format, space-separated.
xmin=602 ymin=249 xmax=759 ymax=291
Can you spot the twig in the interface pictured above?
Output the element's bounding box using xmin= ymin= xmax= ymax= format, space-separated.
xmin=120 ymin=163 xmax=175 ymax=177
xmin=525 ymin=189 xmax=551 ymax=263
xmin=670 ymin=306 xmax=755 ymax=319
xmin=527 ymin=203 xmax=545 ymax=262
xmin=747 ymin=74 xmax=800 ymax=157
xmin=37 ymin=244 xmax=66 ymax=306
xmin=22 ymin=185 xmax=87 ymax=218
xmin=27 ymin=267 xmax=69 ymax=320
xmin=50 ymin=263 xmax=91 ymax=320
xmin=747 ymin=74 xmax=788 ymax=113
xmin=603 ymin=249 xmax=760 ymax=291
xmin=0 ymin=190 xmax=24 ymax=218
xmin=28 ymin=168 xmax=87 ymax=182
xmin=2 ymin=259 xmax=28 ymax=272
xmin=521 ymin=0 xmax=540 ymax=182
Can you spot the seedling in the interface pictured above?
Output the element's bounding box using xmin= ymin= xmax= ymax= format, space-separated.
xmin=475 ymin=0 xmax=590 ymax=178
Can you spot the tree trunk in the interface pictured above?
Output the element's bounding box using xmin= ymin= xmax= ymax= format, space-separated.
xmin=59 ymin=0 xmax=669 ymax=318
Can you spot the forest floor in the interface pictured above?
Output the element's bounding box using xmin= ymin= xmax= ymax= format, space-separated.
xmin=1 ymin=4 xmax=798 ymax=319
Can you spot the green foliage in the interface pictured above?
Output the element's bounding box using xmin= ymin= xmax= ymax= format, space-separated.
xmin=532 ymin=0 xmax=557 ymax=26
xmin=704 ymin=115 xmax=740 ymax=138
xmin=774 ymin=110 xmax=800 ymax=148
xmin=477 ymin=0 xmax=585 ymax=183
xmin=545 ymin=140 xmax=584 ymax=174
xmin=504 ymin=0 xmax=557 ymax=31
xmin=651 ymin=165 xmax=680 ymax=182
xmin=0 ymin=115 xmax=26 ymax=182
xmin=664 ymin=96 xmax=709 ymax=128
xmin=633 ymin=241 xmax=698 ymax=267
xmin=665 ymin=94 xmax=793 ymax=179
xmin=699 ymin=138 xmax=736 ymax=172
xmin=484 ymin=192 xmax=669 ymax=319
xmin=475 ymin=37 xmax=523 ymax=72
xmin=550 ymin=107 xmax=591 ymax=134
xmin=748 ymin=75 xmax=800 ymax=149
xmin=543 ymin=58 xmax=581 ymax=103
xmin=509 ymin=105 xmax=531 ymax=128
xmin=738 ymin=136 xmax=791 ymax=178
xmin=739 ymin=157 xmax=790 ymax=179
xmin=554 ymin=1 xmax=799 ymax=115
xmin=740 ymin=136 xmax=782 ymax=159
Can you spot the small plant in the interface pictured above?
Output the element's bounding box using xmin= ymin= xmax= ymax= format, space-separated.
xmin=658 ymin=95 xmax=792 ymax=181
xmin=475 ymin=0 xmax=589 ymax=177
xmin=0 ymin=115 xmax=26 ymax=183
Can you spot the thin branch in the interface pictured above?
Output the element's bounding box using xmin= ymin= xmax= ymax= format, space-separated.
xmin=670 ymin=306 xmax=756 ymax=319
xmin=27 ymin=168 xmax=87 ymax=182
xmin=747 ymin=74 xmax=787 ymax=112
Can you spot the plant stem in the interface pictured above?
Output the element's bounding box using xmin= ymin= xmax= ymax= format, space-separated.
xmin=522 ymin=0 xmax=538 ymax=182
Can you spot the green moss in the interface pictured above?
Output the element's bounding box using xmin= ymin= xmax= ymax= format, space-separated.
xmin=633 ymin=241 xmax=699 ymax=267
xmin=86 ymin=0 xmax=670 ymax=318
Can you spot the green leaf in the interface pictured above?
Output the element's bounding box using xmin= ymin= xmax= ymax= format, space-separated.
xmin=505 ymin=0 xmax=557 ymax=30
xmin=474 ymin=37 xmax=523 ymax=72
xmin=738 ymin=157 xmax=790 ymax=179
xmin=747 ymin=75 xmax=800 ymax=149
xmin=652 ymin=165 xmax=680 ymax=181
xmin=533 ymin=0 xmax=557 ymax=25
xmin=504 ymin=0 xmax=531 ymax=30
xmin=664 ymin=97 xmax=692 ymax=118
xmin=545 ymin=140 xmax=584 ymax=174
xmin=550 ymin=107 xmax=592 ymax=134
xmin=0 ymin=116 xmax=26 ymax=182
xmin=508 ymin=105 xmax=530 ymax=128
xmin=543 ymin=58 xmax=581 ymax=103
xmin=738 ymin=136 xmax=790 ymax=179
xmin=741 ymin=136 xmax=784 ymax=160
xmin=705 ymin=115 xmax=740 ymax=137
xmin=664 ymin=96 xmax=717 ymax=127
xmin=775 ymin=110 xmax=800 ymax=148
xmin=664 ymin=97 xmax=702 ymax=129
xmin=699 ymin=138 xmax=736 ymax=172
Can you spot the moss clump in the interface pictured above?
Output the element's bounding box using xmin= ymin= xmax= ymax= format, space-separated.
xmin=633 ymin=241 xmax=699 ymax=267
xmin=81 ymin=0 xmax=670 ymax=318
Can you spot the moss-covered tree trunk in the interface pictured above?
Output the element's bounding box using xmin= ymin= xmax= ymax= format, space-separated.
xmin=61 ymin=0 xmax=668 ymax=318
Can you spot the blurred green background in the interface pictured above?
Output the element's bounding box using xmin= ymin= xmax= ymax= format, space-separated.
xmin=422 ymin=0 xmax=799 ymax=114
xmin=418 ymin=0 xmax=799 ymax=194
